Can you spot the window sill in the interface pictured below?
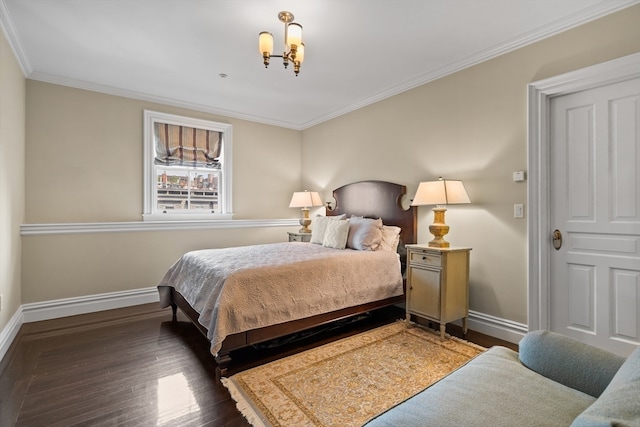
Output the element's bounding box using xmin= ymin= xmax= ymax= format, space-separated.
xmin=142 ymin=213 xmax=234 ymax=222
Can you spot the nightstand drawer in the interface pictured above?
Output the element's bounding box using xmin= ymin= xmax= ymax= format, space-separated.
xmin=409 ymin=250 xmax=442 ymax=267
xmin=288 ymin=232 xmax=311 ymax=242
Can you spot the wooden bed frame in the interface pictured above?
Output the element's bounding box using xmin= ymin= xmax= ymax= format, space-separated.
xmin=166 ymin=180 xmax=416 ymax=377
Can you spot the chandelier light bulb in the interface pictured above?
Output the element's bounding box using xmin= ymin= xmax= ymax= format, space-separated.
xmin=286 ymin=23 xmax=302 ymax=50
xmin=259 ymin=32 xmax=274 ymax=56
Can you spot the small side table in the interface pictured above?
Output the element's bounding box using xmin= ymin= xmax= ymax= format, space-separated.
xmin=405 ymin=245 xmax=471 ymax=338
xmin=288 ymin=232 xmax=312 ymax=242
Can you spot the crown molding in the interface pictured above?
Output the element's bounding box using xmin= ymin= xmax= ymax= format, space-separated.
xmin=299 ymin=0 xmax=640 ymax=129
xmin=0 ymin=0 xmax=31 ymax=75
xmin=26 ymin=71 xmax=305 ymax=130
xmin=3 ymin=0 xmax=637 ymax=130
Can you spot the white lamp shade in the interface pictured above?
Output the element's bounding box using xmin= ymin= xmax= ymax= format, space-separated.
xmin=289 ymin=191 xmax=322 ymax=208
xmin=411 ymin=179 xmax=470 ymax=206
xmin=286 ymin=23 xmax=302 ymax=48
xmin=259 ymin=31 xmax=274 ymax=55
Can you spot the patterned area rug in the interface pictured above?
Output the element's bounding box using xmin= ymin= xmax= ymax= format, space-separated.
xmin=222 ymin=321 xmax=485 ymax=427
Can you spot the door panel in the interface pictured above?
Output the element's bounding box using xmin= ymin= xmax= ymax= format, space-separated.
xmin=611 ymin=268 xmax=640 ymax=340
xmin=550 ymin=78 xmax=640 ymax=356
xmin=567 ymin=263 xmax=595 ymax=333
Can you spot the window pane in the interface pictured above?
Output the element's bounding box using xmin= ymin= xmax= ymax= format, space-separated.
xmin=188 ymin=171 xmax=219 ymax=211
xmin=156 ymin=168 xmax=219 ymax=212
xmin=157 ymin=170 xmax=190 ymax=211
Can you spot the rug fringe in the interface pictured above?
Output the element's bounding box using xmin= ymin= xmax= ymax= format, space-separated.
xmin=221 ymin=377 xmax=269 ymax=427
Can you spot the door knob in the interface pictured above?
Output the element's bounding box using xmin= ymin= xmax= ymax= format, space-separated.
xmin=552 ymin=229 xmax=562 ymax=250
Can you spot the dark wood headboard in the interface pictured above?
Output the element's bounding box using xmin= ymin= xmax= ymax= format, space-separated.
xmin=326 ymin=180 xmax=417 ymax=269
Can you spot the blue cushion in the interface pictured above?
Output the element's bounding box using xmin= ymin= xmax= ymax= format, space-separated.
xmin=519 ymin=331 xmax=625 ymax=398
xmin=571 ymin=345 xmax=640 ymax=427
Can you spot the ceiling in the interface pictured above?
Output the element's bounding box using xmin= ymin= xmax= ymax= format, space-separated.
xmin=1 ymin=0 xmax=637 ymax=130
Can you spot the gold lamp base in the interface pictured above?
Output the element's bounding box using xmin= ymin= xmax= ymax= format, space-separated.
xmin=299 ymin=208 xmax=312 ymax=233
xmin=428 ymin=207 xmax=450 ymax=248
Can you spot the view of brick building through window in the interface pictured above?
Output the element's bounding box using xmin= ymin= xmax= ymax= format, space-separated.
xmin=156 ymin=169 xmax=219 ymax=212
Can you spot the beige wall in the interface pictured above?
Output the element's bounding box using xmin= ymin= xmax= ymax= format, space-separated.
xmin=15 ymin=6 xmax=640 ymax=321
xmin=21 ymin=227 xmax=288 ymax=303
xmin=0 ymin=29 xmax=26 ymax=331
xmin=301 ymin=6 xmax=640 ymax=324
xmin=22 ymin=82 xmax=302 ymax=303
xmin=25 ymin=82 xmax=302 ymax=223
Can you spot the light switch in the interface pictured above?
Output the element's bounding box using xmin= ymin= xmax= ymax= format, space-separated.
xmin=514 ymin=204 xmax=525 ymax=218
xmin=513 ymin=171 xmax=525 ymax=182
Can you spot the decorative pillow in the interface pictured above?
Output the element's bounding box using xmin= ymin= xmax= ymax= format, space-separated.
xmin=310 ymin=214 xmax=346 ymax=244
xmin=347 ymin=216 xmax=383 ymax=251
xmin=571 ymin=345 xmax=640 ymax=427
xmin=322 ymin=219 xmax=350 ymax=250
xmin=379 ymin=225 xmax=401 ymax=252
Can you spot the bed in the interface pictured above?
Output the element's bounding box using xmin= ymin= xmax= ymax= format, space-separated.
xmin=158 ymin=180 xmax=417 ymax=377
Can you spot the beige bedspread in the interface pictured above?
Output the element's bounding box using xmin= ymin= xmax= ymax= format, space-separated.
xmin=157 ymin=242 xmax=403 ymax=356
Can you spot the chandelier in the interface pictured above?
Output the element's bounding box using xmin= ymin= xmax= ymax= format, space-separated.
xmin=259 ymin=11 xmax=304 ymax=76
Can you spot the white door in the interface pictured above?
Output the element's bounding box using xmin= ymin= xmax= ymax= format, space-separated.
xmin=549 ymin=77 xmax=640 ymax=357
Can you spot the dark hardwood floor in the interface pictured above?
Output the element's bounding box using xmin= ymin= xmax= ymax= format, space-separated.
xmin=1 ymin=303 xmax=518 ymax=426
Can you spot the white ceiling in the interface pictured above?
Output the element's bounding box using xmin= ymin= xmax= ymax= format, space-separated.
xmin=1 ymin=0 xmax=637 ymax=130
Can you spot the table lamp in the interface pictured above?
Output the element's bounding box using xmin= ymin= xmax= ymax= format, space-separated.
xmin=289 ymin=190 xmax=323 ymax=233
xmin=411 ymin=177 xmax=470 ymax=248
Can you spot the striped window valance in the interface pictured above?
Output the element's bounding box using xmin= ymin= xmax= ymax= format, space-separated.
xmin=154 ymin=123 xmax=221 ymax=168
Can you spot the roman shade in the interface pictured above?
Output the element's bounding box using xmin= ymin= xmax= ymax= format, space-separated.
xmin=154 ymin=123 xmax=221 ymax=168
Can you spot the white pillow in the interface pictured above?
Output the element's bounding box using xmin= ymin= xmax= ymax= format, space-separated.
xmin=379 ymin=225 xmax=401 ymax=252
xmin=322 ymin=219 xmax=350 ymax=249
xmin=310 ymin=214 xmax=346 ymax=244
xmin=347 ymin=216 xmax=383 ymax=251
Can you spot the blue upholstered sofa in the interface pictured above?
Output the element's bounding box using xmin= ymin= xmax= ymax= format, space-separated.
xmin=365 ymin=330 xmax=640 ymax=427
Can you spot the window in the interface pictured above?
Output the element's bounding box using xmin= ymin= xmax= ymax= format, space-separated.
xmin=143 ymin=110 xmax=233 ymax=221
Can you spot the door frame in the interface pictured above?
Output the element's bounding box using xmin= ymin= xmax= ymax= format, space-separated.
xmin=527 ymin=52 xmax=640 ymax=331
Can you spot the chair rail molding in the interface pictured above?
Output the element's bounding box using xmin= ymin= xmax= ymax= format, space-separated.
xmin=21 ymin=218 xmax=299 ymax=235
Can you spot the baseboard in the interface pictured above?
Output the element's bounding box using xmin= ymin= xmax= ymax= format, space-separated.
xmin=0 ymin=287 xmax=160 ymax=363
xmin=1 ymin=288 xmax=527 ymax=365
xmin=0 ymin=307 xmax=24 ymax=366
xmin=465 ymin=310 xmax=528 ymax=344
xmin=21 ymin=287 xmax=160 ymax=323
xmin=397 ymin=302 xmax=528 ymax=344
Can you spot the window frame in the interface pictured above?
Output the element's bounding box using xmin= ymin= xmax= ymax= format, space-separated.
xmin=143 ymin=110 xmax=233 ymax=221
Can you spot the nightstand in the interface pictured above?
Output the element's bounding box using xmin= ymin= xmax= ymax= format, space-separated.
xmin=288 ymin=232 xmax=312 ymax=242
xmin=405 ymin=244 xmax=471 ymax=339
